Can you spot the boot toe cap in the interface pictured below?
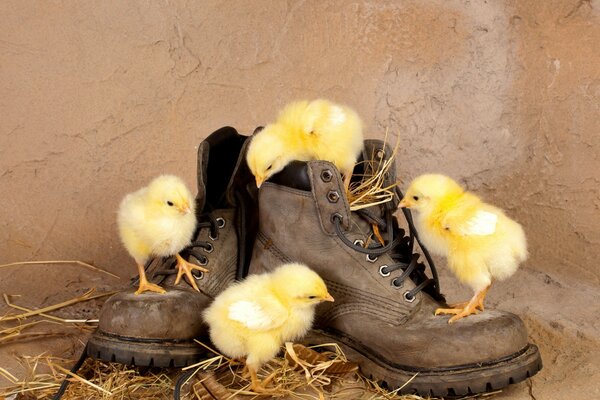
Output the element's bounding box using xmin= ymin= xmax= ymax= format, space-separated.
xmin=97 ymin=288 xmax=211 ymax=340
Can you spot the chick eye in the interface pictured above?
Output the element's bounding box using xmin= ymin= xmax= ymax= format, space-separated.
xmin=167 ymin=201 xmax=174 ymax=206
xmin=266 ymin=164 xmax=272 ymax=171
xmin=412 ymin=196 xmax=419 ymax=201
xmin=307 ymin=295 xmax=317 ymax=300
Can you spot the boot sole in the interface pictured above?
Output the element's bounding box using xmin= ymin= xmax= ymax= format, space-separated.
xmin=305 ymin=328 xmax=542 ymax=397
xmin=87 ymin=329 xmax=207 ymax=368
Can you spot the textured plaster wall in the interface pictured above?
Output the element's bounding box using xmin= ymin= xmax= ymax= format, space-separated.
xmin=2 ymin=0 xmax=598 ymax=281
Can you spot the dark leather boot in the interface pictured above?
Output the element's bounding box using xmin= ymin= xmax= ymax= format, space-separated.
xmin=88 ymin=127 xmax=257 ymax=367
xmin=249 ymin=141 xmax=541 ymax=396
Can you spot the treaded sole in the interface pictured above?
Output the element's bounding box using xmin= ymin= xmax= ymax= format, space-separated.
xmin=305 ymin=329 xmax=542 ymax=397
xmin=87 ymin=330 xmax=207 ymax=368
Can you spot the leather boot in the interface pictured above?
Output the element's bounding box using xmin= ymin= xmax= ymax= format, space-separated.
xmin=249 ymin=141 xmax=541 ymax=396
xmin=88 ymin=126 xmax=257 ymax=367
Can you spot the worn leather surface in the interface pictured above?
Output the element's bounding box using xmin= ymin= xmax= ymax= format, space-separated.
xmin=250 ymin=147 xmax=529 ymax=369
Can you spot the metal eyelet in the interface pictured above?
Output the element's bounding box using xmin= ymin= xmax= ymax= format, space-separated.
xmin=204 ymin=243 xmax=214 ymax=253
xmin=198 ymin=257 xmax=208 ymax=266
xmin=366 ymin=254 xmax=378 ymax=263
xmin=353 ymin=239 xmax=364 ymax=247
xmin=391 ymin=277 xmax=403 ymax=288
xmin=403 ymin=291 xmax=416 ymax=303
xmin=379 ymin=265 xmax=390 ymax=277
xmin=216 ymin=217 xmax=226 ymax=229
xmin=209 ymin=232 xmax=218 ymax=241
xmin=321 ymin=169 xmax=333 ymax=182
xmin=192 ymin=270 xmax=204 ymax=280
xmin=331 ymin=213 xmax=343 ymax=224
xmin=327 ymin=190 xmax=340 ymax=203
xmin=376 ymin=149 xmax=385 ymax=160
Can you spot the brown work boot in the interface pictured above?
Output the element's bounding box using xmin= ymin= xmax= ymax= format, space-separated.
xmin=88 ymin=126 xmax=257 ymax=367
xmin=249 ymin=141 xmax=542 ymax=396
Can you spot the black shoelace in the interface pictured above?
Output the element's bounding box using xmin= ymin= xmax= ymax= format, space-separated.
xmin=331 ymin=190 xmax=444 ymax=302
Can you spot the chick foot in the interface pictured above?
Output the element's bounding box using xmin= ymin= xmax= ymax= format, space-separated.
xmin=248 ymin=366 xmax=272 ymax=393
xmin=135 ymin=280 xmax=166 ymax=295
xmin=135 ymin=263 xmax=166 ymax=295
xmin=174 ymin=253 xmax=209 ymax=291
xmin=435 ymin=285 xmax=490 ymax=324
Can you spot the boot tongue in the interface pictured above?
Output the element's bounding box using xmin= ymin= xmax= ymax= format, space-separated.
xmin=196 ymin=126 xmax=250 ymax=212
xmin=224 ymin=138 xmax=257 ymax=207
xmin=195 ymin=142 xmax=209 ymax=211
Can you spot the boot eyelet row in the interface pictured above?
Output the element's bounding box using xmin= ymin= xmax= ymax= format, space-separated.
xmin=366 ymin=254 xmax=378 ymax=263
xmin=403 ymin=291 xmax=416 ymax=303
xmin=379 ymin=265 xmax=390 ymax=277
xmin=327 ymin=190 xmax=340 ymax=203
xmin=321 ymin=169 xmax=333 ymax=182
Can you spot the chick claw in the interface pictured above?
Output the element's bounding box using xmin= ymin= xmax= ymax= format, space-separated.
xmin=435 ymin=287 xmax=489 ymax=324
xmin=135 ymin=281 xmax=166 ymax=295
xmin=435 ymin=305 xmax=481 ymax=324
xmin=174 ymin=253 xmax=208 ymax=291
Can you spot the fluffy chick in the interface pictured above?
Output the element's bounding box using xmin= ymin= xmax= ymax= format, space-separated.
xmin=246 ymin=99 xmax=363 ymax=190
xmin=118 ymin=175 xmax=206 ymax=294
xmin=203 ymin=263 xmax=334 ymax=392
xmin=399 ymin=174 xmax=527 ymax=323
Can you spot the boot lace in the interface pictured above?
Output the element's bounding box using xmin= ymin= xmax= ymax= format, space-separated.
xmin=332 ymin=187 xmax=444 ymax=302
xmin=138 ymin=213 xmax=225 ymax=283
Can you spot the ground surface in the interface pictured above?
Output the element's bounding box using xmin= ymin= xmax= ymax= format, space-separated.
xmin=1 ymin=261 xmax=598 ymax=399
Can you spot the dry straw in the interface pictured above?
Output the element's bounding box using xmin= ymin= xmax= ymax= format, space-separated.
xmin=347 ymin=130 xmax=401 ymax=212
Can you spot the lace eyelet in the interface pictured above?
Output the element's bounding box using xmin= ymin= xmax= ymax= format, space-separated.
xmin=327 ymin=190 xmax=340 ymax=203
xmin=403 ymin=291 xmax=416 ymax=303
xmin=353 ymin=239 xmax=364 ymax=247
xmin=331 ymin=213 xmax=343 ymax=224
xmin=198 ymin=257 xmax=208 ymax=266
xmin=376 ymin=149 xmax=385 ymax=160
xmin=192 ymin=270 xmax=204 ymax=280
xmin=321 ymin=169 xmax=333 ymax=182
xmin=391 ymin=277 xmax=403 ymax=288
xmin=366 ymin=254 xmax=378 ymax=263
xmin=209 ymin=232 xmax=218 ymax=241
xmin=379 ymin=265 xmax=390 ymax=277
xmin=204 ymin=243 xmax=214 ymax=253
xmin=216 ymin=217 xmax=226 ymax=229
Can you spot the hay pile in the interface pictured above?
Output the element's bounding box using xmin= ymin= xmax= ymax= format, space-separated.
xmin=0 ymin=342 xmax=430 ymax=400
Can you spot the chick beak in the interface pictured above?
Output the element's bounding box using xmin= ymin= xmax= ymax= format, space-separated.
xmin=178 ymin=203 xmax=192 ymax=215
xmin=399 ymin=198 xmax=410 ymax=208
xmin=323 ymin=293 xmax=335 ymax=302
xmin=255 ymin=176 xmax=264 ymax=188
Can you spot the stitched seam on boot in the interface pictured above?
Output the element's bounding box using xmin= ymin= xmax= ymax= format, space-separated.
xmin=323 ymin=280 xmax=407 ymax=324
xmin=257 ymin=232 xmax=293 ymax=263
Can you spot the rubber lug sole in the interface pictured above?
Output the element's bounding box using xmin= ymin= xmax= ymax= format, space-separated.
xmin=305 ymin=328 xmax=542 ymax=397
xmin=87 ymin=330 xmax=207 ymax=368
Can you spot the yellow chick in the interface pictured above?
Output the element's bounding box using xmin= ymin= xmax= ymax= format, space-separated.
xmin=203 ymin=263 xmax=334 ymax=392
xmin=399 ymin=174 xmax=527 ymax=323
xmin=118 ymin=175 xmax=206 ymax=295
xmin=246 ymin=99 xmax=363 ymax=190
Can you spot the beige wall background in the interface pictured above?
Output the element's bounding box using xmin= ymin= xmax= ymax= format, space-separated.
xmin=1 ymin=1 xmax=599 ymax=398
